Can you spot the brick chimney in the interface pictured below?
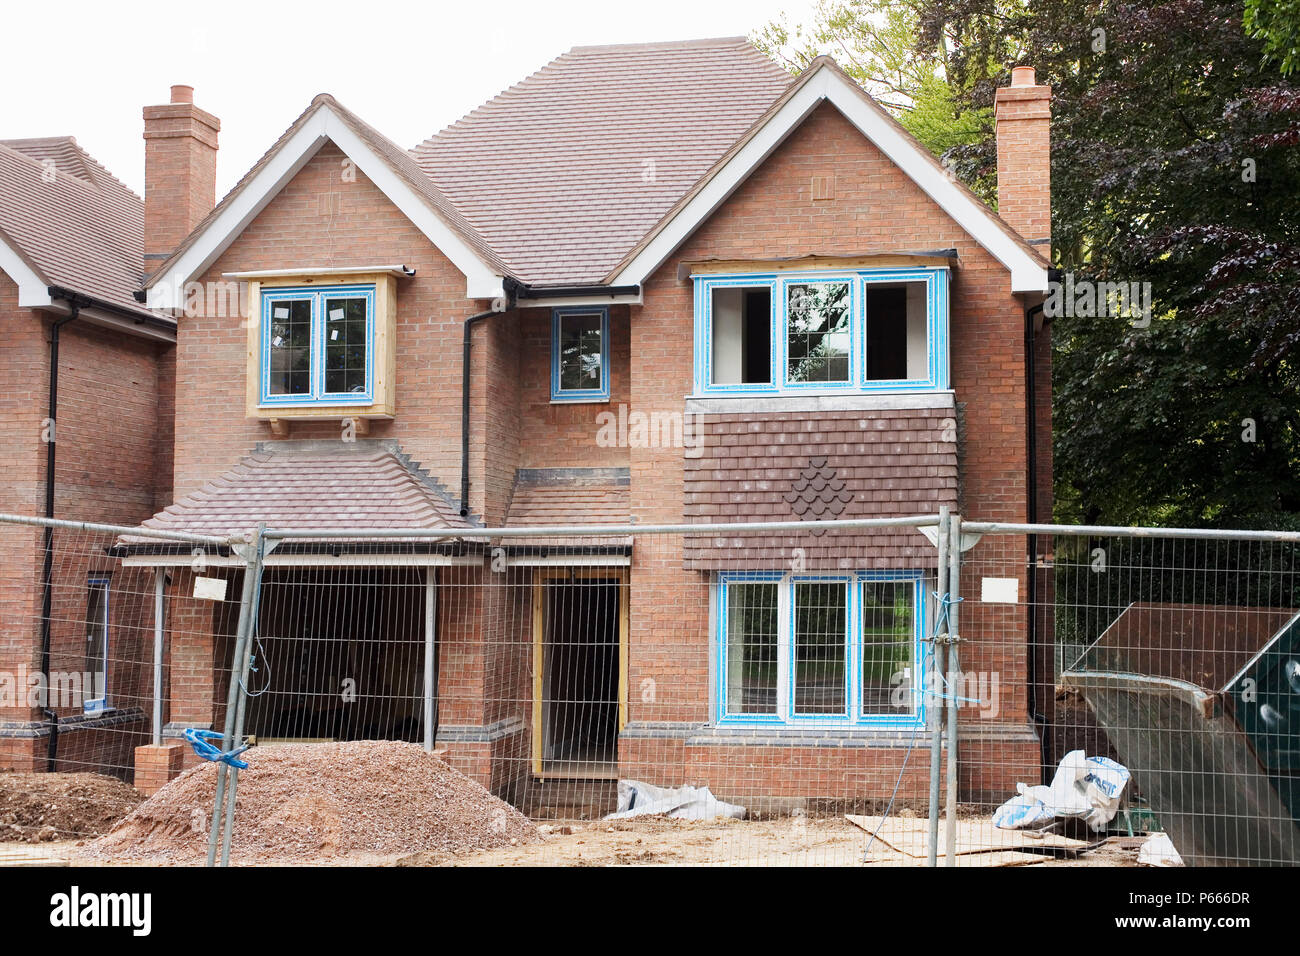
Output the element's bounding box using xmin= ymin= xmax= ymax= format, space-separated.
xmin=143 ymin=85 xmax=220 ymax=266
xmin=994 ymin=66 xmax=1051 ymax=256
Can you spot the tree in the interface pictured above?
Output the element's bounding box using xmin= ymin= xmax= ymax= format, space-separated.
xmin=768 ymin=0 xmax=1300 ymax=527
xmin=1245 ymin=0 xmax=1300 ymax=74
xmin=754 ymin=0 xmax=991 ymax=157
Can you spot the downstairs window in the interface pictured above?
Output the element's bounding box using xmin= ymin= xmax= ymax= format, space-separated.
xmin=717 ymin=571 xmax=925 ymax=726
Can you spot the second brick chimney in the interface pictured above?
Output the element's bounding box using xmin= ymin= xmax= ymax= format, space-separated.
xmin=994 ymin=66 xmax=1051 ymax=257
xmin=143 ymin=85 xmax=220 ymax=266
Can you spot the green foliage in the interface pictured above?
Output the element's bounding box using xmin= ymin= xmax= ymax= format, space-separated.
xmin=765 ymin=0 xmax=1300 ymax=530
xmin=754 ymin=0 xmax=989 ymax=157
xmin=1245 ymin=0 xmax=1300 ymax=73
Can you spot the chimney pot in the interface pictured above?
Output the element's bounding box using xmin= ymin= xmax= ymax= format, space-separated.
xmin=170 ymin=84 xmax=195 ymax=105
xmin=1010 ymin=66 xmax=1037 ymax=87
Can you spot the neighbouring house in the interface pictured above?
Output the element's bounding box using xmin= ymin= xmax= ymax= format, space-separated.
xmin=11 ymin=38 xmax=1056 ymax=808
xmin=0 ymin=128 xmax=184 ymax=775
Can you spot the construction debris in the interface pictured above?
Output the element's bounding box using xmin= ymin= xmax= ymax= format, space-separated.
xmin=0 ymin=771 xmax=142 ymax=843
xmin=846 ymin=813 xmax=1093 ymax=863
xmin=80 ymin=741 xmax=538 ymax=864
xmin=605 ymin=780 xmax=746 ymax=821
xmin=1137 ymin=832 xmax=1184 ymax=867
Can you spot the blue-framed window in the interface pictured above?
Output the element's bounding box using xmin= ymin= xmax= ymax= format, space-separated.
xmin=716 ymin=571 xmax=927 ymax=727
xmin=550 ymin=307 xmax=610 ymax=402
xmin=84 ymin=576 xmax=110 ymax=713
xmin=693 ymin=268 xmax=950 ymax=395
xmin=260 ymin=284 xmax=375 ymax=406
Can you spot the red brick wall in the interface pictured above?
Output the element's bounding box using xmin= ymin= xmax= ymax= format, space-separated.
xmin=173 ymin=143 xmax=478 ymax=507
xmin=621 ymin=101 xmax=1041 ymax=796
xmin=0 ymin=272 xmax=177 ymax=774
xmin=515 ymin=305 xmax=631 ymax=472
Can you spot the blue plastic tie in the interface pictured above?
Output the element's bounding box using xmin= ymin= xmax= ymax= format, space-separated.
xmin=183 ymin=727 xmax=250 ymax=770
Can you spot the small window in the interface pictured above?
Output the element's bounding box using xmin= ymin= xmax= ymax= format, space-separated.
xmin=551 ymin=307 xmax=610 ymax=401
xmin=866 ymin=282 xmax=929 ymax=381
xmin=261 ymin=285 xmax=375 ymax=406
xmin=709 ymin=286 xmax=772 ymax=387
xmin=786 ymin=281 xmax=851 ymax=384
xmin=85 ymin=578 xmax=109 ymax=711
xmin=724 ymin=581 xmax=779 ymax=716
xmin=268 ymin=297 xmax=312 ymax=397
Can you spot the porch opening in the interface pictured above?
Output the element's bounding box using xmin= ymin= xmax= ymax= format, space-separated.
xmin=540 ymin=575 xmax=621 ymax=778
xmin=243 ymin=567 xmax=428 ymax=744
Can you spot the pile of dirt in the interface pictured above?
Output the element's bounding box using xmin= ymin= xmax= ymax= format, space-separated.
xmin=80 ymin=740 xmax=538 ymax=864
xmin=0 ymin=771 xmax=142 ymax=843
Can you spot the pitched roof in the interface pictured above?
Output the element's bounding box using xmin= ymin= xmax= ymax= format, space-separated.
xmin=145 ymin=39 xmax=1049 ymax=299
xmin=127 ymin=441 xmax=473 ymax=544
xmin=609 ymin=56 xmax=1051 ymax=292
xmin=411 ymin=38 xmax=792 ymax=287
xmin=505 ymin=468 xmax=631 ymax=550
xmin=145 ymin=94 xmax=509 ymax=304
xmin=0 ymin=136 xmax=156 ymax=317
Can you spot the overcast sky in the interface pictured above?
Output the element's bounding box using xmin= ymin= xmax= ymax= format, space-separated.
xmin=1 ymin=0 xmax=818 ymax=197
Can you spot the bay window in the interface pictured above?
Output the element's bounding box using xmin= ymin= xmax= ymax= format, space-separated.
xmin=694 ymin=268 xmax=949 ymax=395
xmin=260 ymin=284 xmax=375 ymax=406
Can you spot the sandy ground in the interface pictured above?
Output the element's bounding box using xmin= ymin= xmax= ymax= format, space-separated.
xmin=2 ymin=817 xmax=1147 ymax=867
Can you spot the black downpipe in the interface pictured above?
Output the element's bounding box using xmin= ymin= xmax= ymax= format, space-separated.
xmin=460 ymin=289 xmax=516 ymax=517
xmin=1025 ymin=299 xmax=1049 ymax=778
xmin=39 ymin=303 xmax=81 ymax=771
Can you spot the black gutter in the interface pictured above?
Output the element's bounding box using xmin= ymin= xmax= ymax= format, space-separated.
xmin=48 ymin=285 xmax=175 ymax=334
xmin=507 ymin=279 xmax=641 ymax=300
xmin=39 ymin=299 xmax=81 ymax=771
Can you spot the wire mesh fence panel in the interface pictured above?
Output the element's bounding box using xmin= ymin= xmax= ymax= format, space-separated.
xmin=5 ymin=509 xmax=1299 ymax=866
xmin=958 ymin=524 xmax=1300 ymax=867
xmin=0 ymin=514 xmax=236 ymax=845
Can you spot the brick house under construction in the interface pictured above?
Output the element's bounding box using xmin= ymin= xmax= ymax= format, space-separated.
xmin=3 ymin=38 xmax=1055 ymax=808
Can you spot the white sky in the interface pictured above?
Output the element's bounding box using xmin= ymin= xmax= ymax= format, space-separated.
xmin=1 ymin=0 xmax=819 ymax=197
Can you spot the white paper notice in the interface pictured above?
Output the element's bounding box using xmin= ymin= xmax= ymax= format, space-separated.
xmin=981 ymin=577 xmax=1020 ymax=604
xmin=273 ymin=307 xmax=289 ymax=319
xmin=193 ymin=576 xmax=228 ymax=602
xmin=329 ymin=308 xmax=345 ymax=321
xmin=330 ymin=329 xmax=338 ymax=341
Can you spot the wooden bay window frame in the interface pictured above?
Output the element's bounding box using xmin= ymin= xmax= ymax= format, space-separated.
xmin=245 ymin=272 xmax=397 ymax=421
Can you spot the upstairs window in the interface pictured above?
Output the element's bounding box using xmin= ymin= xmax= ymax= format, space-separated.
xmin=694 ymin=268 xmax=949 ymax=395
xmin=551 ymin=307 xmax=610 ymax=402
xmin=786 ymin=281 xmax=852 ymax=385
xmin=260 ymin=285 xmax=375 ymax=406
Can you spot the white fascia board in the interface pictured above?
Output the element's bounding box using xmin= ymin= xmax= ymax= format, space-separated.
xmin=612 ymin=68 xmax=1050 ymax=294
xmin=0 ymin=235 xmax=51 ymax=307
xmin=146 ymin=107 xmax=504 ymax=308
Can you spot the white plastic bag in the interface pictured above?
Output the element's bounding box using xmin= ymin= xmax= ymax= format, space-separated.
xmin=992 ymin=750 xmax=1130 ymax=831
xmin=605 ymin=779 xmax=746 ymax=821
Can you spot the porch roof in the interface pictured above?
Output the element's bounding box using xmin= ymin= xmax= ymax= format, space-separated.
xmin=504 ymin=468 xmax=632 ymax=555
xmin=117 ymin=441 xmax=473 ymax=553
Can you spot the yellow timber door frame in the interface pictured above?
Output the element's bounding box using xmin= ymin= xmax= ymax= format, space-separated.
xmin=531 ymin=568 xmax=629 ymax=777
